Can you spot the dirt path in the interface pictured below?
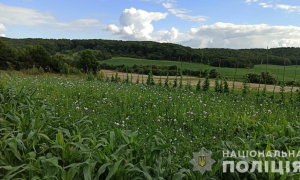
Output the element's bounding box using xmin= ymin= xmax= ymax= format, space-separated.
xmin=101 ymin=70 xmax=300 ymax=93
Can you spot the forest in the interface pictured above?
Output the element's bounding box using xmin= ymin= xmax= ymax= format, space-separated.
xmin=1 ymin=37 xmax=300 ymax=70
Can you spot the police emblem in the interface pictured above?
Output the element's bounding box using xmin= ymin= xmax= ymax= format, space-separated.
xmin=198 ymin=155 xmax=206 ymax=167
xmin=190 ymin=148 xmax=215 ymax=175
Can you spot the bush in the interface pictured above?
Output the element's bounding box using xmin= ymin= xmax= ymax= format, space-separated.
xmin=209 ymin=69 xmax=220 ymax=78
xmin=22 ymin=65 xmax=45 ymax=75
xmin=247 ymin=72 xmax=276 ymax=85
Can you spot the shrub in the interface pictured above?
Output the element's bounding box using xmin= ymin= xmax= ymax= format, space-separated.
xmin=247 ymin=72 xmax=276 ymax=85
xmin=22 ymin=65 xmax=45 ymax=75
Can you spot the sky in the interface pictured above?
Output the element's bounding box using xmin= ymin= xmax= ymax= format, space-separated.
xmin=0 ymin=0 xmax=300 ymax=49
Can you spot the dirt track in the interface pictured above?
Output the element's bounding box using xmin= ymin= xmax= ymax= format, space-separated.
xmin=101 ymin=70 xmax=299 ymax=93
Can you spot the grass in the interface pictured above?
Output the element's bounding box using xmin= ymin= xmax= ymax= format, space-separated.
xmin=102 ymin=57 xmax=300 ymax=82
xmin=1 ymin=73 xmax=300 ymax=179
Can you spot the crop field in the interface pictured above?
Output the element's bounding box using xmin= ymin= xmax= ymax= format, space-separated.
xmin=102 ymin=57 xmax=300 ymax=82
xmin=100 ymin=69 xmax=300 ymax=93
xmin=1 ymin=74 xmax=300 ymax=179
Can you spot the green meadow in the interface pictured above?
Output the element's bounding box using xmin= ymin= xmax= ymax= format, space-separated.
xmin=102 ymin=57 xmax=300 ymax=82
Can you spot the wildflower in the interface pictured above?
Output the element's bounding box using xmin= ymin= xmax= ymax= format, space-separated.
xmin=213 ymin=136 xmax=216 ymax=140
xmin=126 ymin=117 xmax=129 ymax=120
xmin=174 ymin=119 xmax=177 ymax=122
xmin=76 ymin=107 xmax=80 ymax=110
xmin=183 ymin=122 xmax=186 ymax=126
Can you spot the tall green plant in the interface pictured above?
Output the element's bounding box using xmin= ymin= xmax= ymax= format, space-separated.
xmin=202 ymin=73 xmax=210 ymax=92
xmin=146 ymin=70 xmax=155 ymax=86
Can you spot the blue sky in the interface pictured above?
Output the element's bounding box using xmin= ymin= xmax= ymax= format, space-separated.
xmin=0 ymin=0 xmax=300 ymax=48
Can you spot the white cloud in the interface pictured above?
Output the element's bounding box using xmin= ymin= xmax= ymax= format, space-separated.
xmin=107 ymin=24 xmax=120 ymax=33
xmin=259 ymin=3 xmax=273 ymax=8
xmin=162 ymin=2 xmax=208 ymax=21
xmin=256 ymin=2 xmax=300 ymax=13
xmin=162 ymin=3 xmax=173 ymax=9
xmin=175 ymin=14 xmax=208 ymax=22
xmin=106 ymin=7 xmax=168 ymax=40
xmin=54 ymin=19 xmax=102 ymax=31
xmin=0 ymin=23 xmax=6 ymax=37
xmin=245 ymin=0 xmax=258 ymax=5
xmin=0 ymin=3 xmax=102 ymax=33
xmin=186 ymin=22 xmax=300 ymax=48
xmin=0 ymin=3 xmax=55 ymax=26
xmin=275 ymin=4 xmax=300 ymax=12
xmin=158 ymin=27 xmax=179 ymax=42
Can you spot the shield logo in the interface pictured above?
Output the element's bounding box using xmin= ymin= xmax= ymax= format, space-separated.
xmin=198 ymin=155 xmax=206 ymax=167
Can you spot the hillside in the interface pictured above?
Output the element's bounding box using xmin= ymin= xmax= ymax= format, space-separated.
xmin=1 ymin=37 xmax=300 ymax=68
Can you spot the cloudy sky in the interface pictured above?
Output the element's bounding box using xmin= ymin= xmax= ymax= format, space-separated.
xmin=0 ymin=0 xmax=300 ymax=49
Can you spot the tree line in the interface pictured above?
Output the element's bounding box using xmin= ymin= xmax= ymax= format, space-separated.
xmin=1 ymin=37 xmax=300 ymax=69
xmin=0 ymin=39 xmax=112 ymax=73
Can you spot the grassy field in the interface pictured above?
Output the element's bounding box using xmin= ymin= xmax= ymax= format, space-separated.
xmin=1 ymin=73 xmax=300 ymax=179
xmin=102 ymin=57 xmax=300 ymax=82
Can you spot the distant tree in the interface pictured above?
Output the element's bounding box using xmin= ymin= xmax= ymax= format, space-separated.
xmin=50 ymin=54 xmax=65 ymax=72
xmin=19 ymin=45 xmax=51 ymax=70
xmin=0 ymin=40 xmax=18 ymax=70
xmin=76 ymin=49 xmax=99 ymax=73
